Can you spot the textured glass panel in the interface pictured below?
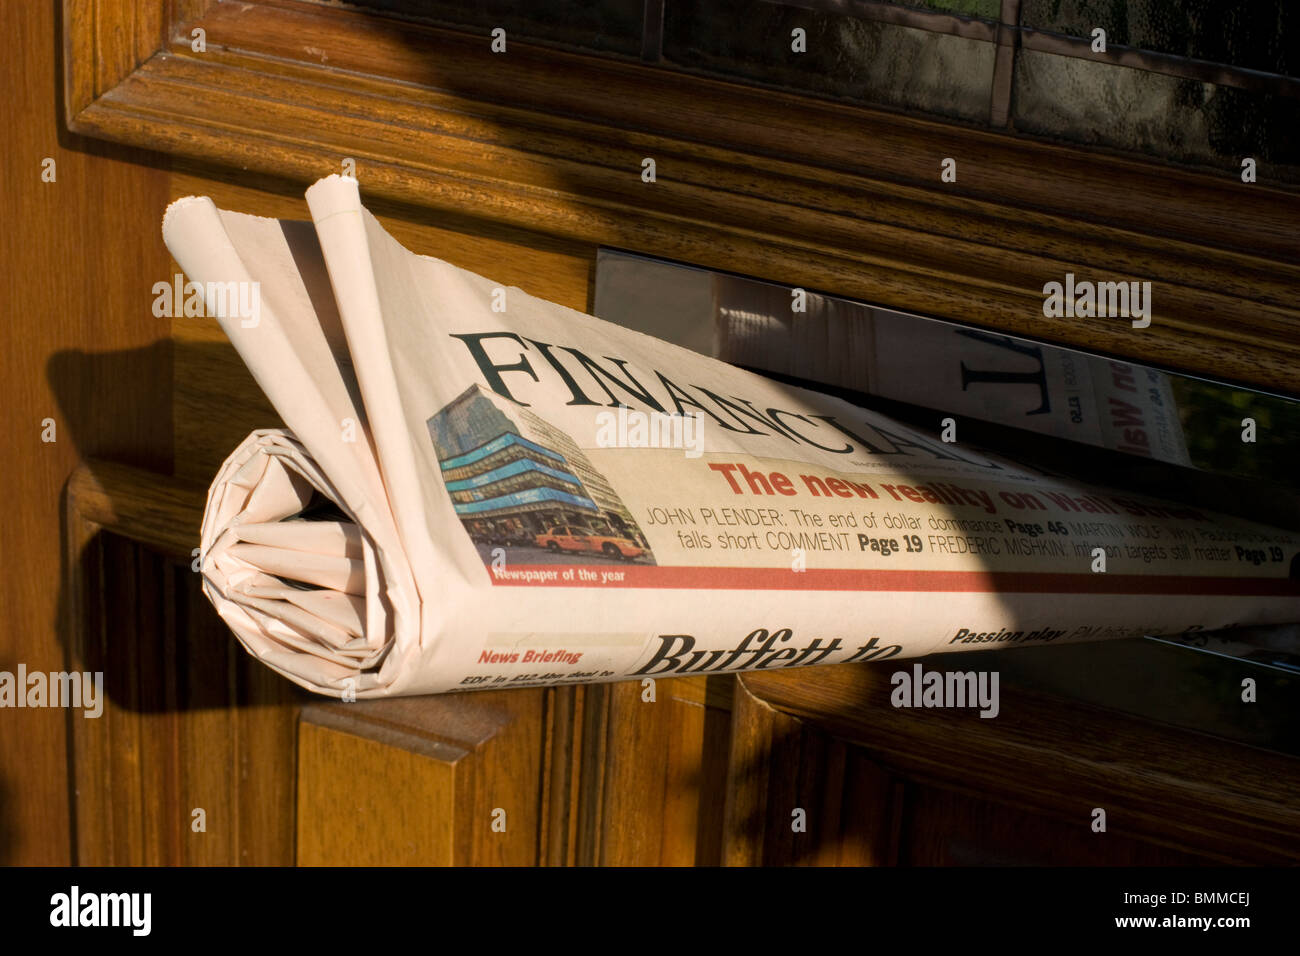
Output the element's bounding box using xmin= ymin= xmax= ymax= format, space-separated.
xmin=1013 ymin=49 xmax=1300 ymax=181
xmin=334 ymin=0 xmax=645 ymax=56
xmin=1020 ymin=0 xmax=1299 ymax=77
xmin=664 ymin=0 xmax=995 ymax=123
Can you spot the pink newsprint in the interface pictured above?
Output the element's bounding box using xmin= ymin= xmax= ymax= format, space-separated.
xmin=162 ymin=176 xmax=1300 ymax=699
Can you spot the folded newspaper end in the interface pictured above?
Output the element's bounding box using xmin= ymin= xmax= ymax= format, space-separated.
xmin=201 ymin=430 xmax=395 ymax=696
xmin=171 ymin=175 xmax=1300 ymax=699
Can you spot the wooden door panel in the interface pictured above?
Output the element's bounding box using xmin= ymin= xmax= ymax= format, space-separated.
xmin=22 ymin=1 xmax=1300 ymax=869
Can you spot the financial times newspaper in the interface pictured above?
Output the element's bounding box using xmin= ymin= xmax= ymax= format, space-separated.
xmin=162 ymin=176 xmax=1300 ymax=698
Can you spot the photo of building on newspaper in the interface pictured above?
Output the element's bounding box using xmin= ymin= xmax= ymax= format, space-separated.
xmin=428 ymin=384 xmax=656 ymax=566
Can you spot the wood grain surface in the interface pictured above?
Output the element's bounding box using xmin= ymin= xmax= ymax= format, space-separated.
xmin=297 ymin=694 xmax=544 ymax=866
xmin=66 ymin=462 xmax=299 ymax=865
xmin=66 ymin=0 xmax=1300 ymax=394
xmin=734 ymin=663 xmax=1300 ymax=864
xmin=21 ymin=1 xmax=1300 ymax=867
xmin=1 ymin=0 xmax=173 ymax=865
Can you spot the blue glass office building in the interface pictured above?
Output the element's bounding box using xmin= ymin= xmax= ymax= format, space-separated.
xmin=428 ymin=384 xmax=645 ymax=546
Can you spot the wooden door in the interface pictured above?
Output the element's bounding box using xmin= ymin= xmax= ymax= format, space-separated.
xmin=4 ymin=0 xmax=1297 ymax=867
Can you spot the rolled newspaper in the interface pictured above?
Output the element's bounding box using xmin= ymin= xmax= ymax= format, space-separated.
xmin=162 ymin=176 xmax=1300 ymax=698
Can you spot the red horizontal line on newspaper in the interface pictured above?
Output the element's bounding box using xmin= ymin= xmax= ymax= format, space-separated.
xmin=487 ymin=565 xmax=1299 ymax=596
